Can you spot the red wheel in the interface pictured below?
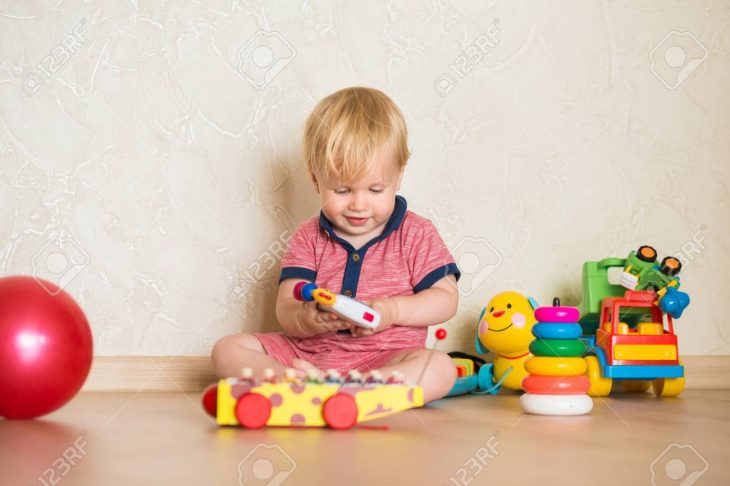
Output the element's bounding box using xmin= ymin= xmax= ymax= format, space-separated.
xmin=202 ymin=384 xmax=218 ymax=417
xmin=323 ymin=393 xmax=358 ymax=430
xmin=235 ymin=393 xmax=272 ymax=429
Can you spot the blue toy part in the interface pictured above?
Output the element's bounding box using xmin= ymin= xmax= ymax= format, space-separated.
xmin=298 ymin=282 xmax=318 ymax=301
xmin=475 ymin=332 xmax=488 ymax=355
xmin=471 ymin=365 xmax=510 ymax=395
xmin=659 ymin=287 xmax=690 ymax=319
xmin=447 ymin=377 xmax=477 ymax=397
xmin=475 ymin=307 xmax=488 ymax=355
xmin=527 ymin=296 xmax=539 ymax=311
xmin=446 ymin=363 xmax=506 ymax=397
xmin=532 ymin=322 xmax=583 ymax=340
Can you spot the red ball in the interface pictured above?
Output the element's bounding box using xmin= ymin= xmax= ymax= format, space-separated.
xmin=0 ymin=276 xmax=93 ymax=419
xmin=435 ymin=328 xmax=447 ymax=340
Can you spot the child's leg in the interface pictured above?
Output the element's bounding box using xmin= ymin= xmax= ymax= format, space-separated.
xmin=376 ymin=349 xmax=456 ymax=403
xmin=211 ymin=334 xmax=288 ymax=378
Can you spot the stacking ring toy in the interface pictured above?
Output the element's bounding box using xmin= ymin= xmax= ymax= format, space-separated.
xmin=520 ymin=393 xmax=593 ymax=415
xmin=532 ymin=322 xmax=582 ymax=340
xmin=529 ymin=339 xmax=586 ymax=357
xmin=534 ymin=298 xmax=580 ymax=323
xmin=522 ymin=375 xmax=591 ymax=395
xmin=525 ymin=357 xmax=587 ymax=376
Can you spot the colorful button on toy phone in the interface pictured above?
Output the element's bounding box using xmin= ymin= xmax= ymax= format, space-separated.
xmin=529 ymin=339 xmax=586 ymax=358
xmin=531 ymin=322 xmax=582 ymax=340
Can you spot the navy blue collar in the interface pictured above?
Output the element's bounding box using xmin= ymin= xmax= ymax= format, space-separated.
xmin=319 ymin=195 xmax=407 ymax=253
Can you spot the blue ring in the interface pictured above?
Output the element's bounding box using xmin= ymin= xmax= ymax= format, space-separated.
xmin=532 ymin=322 xmax=582 ymax=340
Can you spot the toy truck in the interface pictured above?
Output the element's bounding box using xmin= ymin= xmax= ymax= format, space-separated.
xmin=581 ymin=290 xmax=684 ymax=396
xmin=579 ymin=251 xmax=689 ymax=397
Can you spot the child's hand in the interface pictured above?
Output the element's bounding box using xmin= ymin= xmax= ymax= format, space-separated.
xmin=296 ymin=301 xmax=352 ymax=336
xmin=350 ymin=297 xmax=398 ymax=337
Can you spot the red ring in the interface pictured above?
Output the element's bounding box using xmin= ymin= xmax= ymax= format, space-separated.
xmin=522 ymin=375 xmax=590 ymax=395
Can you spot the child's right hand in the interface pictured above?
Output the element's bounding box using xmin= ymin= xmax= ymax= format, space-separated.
xmin=296 ymin=301 xmax=353 ymax=336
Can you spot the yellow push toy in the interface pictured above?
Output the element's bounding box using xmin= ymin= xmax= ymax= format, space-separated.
xmin=202 ymin=368 xmax=423 ymax=430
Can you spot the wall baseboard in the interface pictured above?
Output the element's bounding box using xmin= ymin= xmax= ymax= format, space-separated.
xmin=83 ymin=356 xmax=217 ymax=392
xmin=81 ymin=355 xmax=730 ymax=392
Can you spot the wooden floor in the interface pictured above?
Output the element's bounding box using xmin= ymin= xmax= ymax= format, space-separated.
xmin=2 ymin=389 xmax=729 ymax=485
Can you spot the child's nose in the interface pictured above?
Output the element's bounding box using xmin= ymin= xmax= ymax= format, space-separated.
xmin=349 ymin=192 xmax=368 ymax=211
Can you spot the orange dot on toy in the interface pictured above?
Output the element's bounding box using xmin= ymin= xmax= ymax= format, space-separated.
xmin=436 ymin=328 xmax=447 ymax=340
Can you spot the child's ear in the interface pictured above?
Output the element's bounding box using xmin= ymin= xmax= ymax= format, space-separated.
xmin=310 ymin=171 xmax=320 ymax=194
xmin=394 ymin=166 xmax=405 ymax=191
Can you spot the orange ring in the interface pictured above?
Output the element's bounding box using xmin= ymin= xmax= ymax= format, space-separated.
xmin=522 ymin=375 xmax=590 ymax=395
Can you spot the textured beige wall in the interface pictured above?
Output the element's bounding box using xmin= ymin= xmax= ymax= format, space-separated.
xmin=1 ymin=1 xmax=728 ymax=355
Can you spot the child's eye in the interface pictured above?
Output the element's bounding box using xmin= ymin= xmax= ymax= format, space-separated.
xmin=334 ymin=188 xmax=350 ymax=195
xmin=369 ymin=188 xmax=384 ymax=194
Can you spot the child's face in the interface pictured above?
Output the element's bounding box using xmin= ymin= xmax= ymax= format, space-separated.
xmin=312 ymin=148 xmax=404 ymax=241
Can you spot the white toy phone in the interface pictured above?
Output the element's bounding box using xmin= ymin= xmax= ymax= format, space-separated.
xmin=293 ymin=282 xmax=381 ymax=329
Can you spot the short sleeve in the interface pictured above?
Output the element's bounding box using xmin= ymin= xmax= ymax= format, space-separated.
xmin=408 ymin=221 xmax=460 ymax=292
xmin=279 ymin=222 xmax=317 ymax=283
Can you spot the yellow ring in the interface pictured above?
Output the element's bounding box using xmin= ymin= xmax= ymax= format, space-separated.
xmin=525 ymin=357 xmax=587 ymax=376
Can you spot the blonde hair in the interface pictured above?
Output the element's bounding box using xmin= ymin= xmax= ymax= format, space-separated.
xmin=303 ymin=87 xmax=410 ymax=182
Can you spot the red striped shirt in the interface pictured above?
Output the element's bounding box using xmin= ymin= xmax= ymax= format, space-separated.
xmin=278 ymin=196 xmax=459 ymax=352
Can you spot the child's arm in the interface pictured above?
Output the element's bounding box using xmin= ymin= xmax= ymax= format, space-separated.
xmin=391 ymin=275 xmax=459 ymax=326
xmin=353 ymin=275 xmax=458 ymax=337
xmin=276 ymin=279 xmax=352 ymax=338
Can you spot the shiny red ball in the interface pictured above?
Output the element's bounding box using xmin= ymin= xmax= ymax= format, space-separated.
xmin=0 ymin=276 xmax=93 ymax=419
xmin=435 ymin=328 xmax=447 ymax=340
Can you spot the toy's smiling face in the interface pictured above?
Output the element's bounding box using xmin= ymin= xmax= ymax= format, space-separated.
xmin=478 ymin=291 xmax=536 ymax=356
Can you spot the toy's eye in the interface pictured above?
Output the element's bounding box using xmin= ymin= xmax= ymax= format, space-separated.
xmin=489 ymin=307 xmax=494 ymax=313
xmin=507 ymin=303 xmax=512 ymax=309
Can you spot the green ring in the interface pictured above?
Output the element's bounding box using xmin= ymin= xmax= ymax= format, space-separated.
xmin=529 ymin=339 xmax=586 ymax=357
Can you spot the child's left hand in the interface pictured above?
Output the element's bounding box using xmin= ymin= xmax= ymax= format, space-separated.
xmin=350 ymin=297 xmax=398 ymax=337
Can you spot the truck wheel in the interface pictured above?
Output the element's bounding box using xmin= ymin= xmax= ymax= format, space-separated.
xmin=623 ymin=380 xmax=651 ymax=393
xmin=202 ymin=383 xmax=218 ymax=417
xmin=660 ymin=257 xmax=682 ymax=276
xmin=652 ymin=359 xmax=685 ymax=397
xmin=585 ymin=356 xmax=612 ymax=397
xmin=235 ymin=393 xmax=271 ymax=428
xmin=636 ymin=245 xmax=657 ymax=263
xmin=323 ymin=393 xmax=358 ymax=429
xmin=652 ymin=377 xmax=685 ymax=397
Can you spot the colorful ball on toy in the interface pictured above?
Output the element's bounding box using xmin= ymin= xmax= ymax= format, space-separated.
xmin=0 ymin=276 xmax=93 ymax=419
xmin=435 ymin=328 xmax=447 ymax=340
